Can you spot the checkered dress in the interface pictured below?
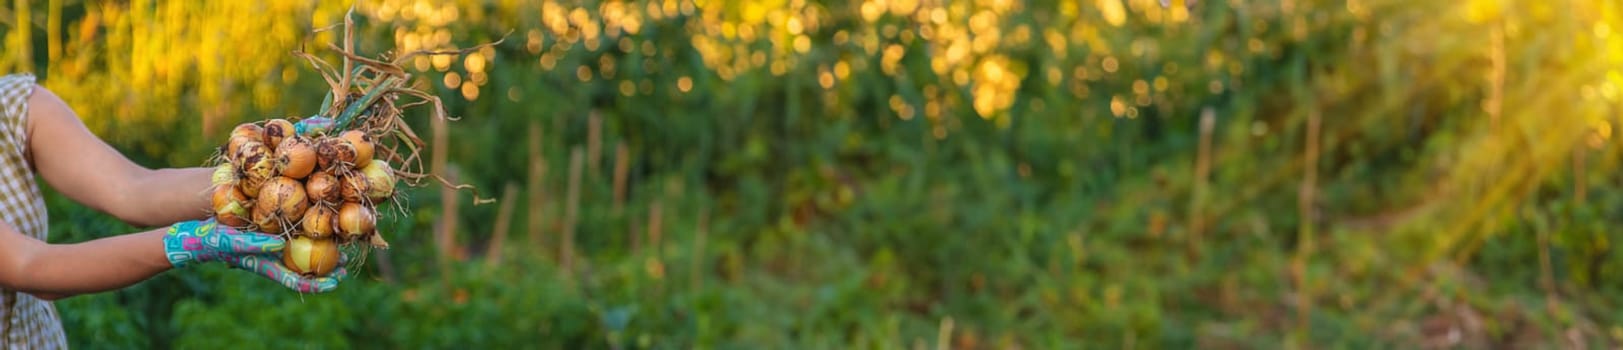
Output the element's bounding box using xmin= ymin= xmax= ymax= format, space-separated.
xmin=0 ymin=74 xmax=68 ymax=349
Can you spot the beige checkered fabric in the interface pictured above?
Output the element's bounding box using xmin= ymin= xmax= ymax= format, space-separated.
xmin=0 ymin=74 xmax=67 ymax=349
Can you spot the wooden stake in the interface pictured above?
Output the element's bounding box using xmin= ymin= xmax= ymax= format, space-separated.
xmin=432 ymin=109 xmax=456 ymax=276
xmin=563 ymin=147 xmax=584 ymax=279
xmin=1190 ymin=107 xmax=1215 ymax=259
xmin=1294 ymin=108 xmax=1322 ymax=336
xmin=587 ymin=111 xmax=603 ymax=178
xmin=613 ymin=141 xmax=629 ymax=212
xmin=486 ymin=184 xmax=519 ymax=268
xmin=442 ymin=167 xmax=463 ymax=262
xmin=527 ymin=122 xmax=548 ymax=255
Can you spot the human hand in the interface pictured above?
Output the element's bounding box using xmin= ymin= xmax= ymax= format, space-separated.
xmin=163 ymin=219 xmax=347 ymax=293
xmin=163 ymin=219 xmax=282 ymax=266
xmin=224 ymin=251 xmax=348 ymax=293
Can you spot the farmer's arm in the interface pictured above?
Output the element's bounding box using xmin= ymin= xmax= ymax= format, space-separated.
xmin=0 ymin=216 xmax=343 ymax=299
xmin=0 ymin=222 xmax=169 ymax=300
xmin=0 ymin=87 xmax=345 ymax=298
xmin=25 ymin=86 xmax=211 ymax=227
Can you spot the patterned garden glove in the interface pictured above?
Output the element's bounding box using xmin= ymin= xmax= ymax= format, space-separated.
xmin=295 ymin=117 xmax=335 ymax=136
xmin=163 ymin=219 xmax=347 ymax=293
xmin=223 ymin=251 xmax=349 ymax=294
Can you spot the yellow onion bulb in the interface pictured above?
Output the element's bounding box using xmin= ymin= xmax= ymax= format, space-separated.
xmin=231 ymin=140 xmax=269 ymax=168
xmin=282 ymin=236 xmax=340 ymax=277
xmin=212 ymin=185 xmax=252 ymax=229
xmin=216 ymin=202 xmax=251 ymax=228
xmin=237 ymin=176 xmax=267 ymax=199
xmin=336 ymin=202 xmax=375 ymax=238
xmin=317 ymin=137 xmax=358 ymax=171
xmin=210 ymin=163 xmax=237 ymax=187
xmin=340 ymin=131 xmax=375 ymax=169
xmin=229 ymin=123 xmax=264 ymax=142
xmin=275 ymin=136 xmax=317 ymax=179
xmin=256 ymin=177 xmax=309 ymax=224
xmin=251 ymin=202 xmax=284 ymax=233
xmin=233 ymin=141 xmax=273 ymax=197
xmin=360 ymin=160 xmax=395 ymax=201
xmin=225 ymin=135 xmax=260 ymax=159
xmin=338 ymin=172 xmax=369 ymax=203
xmin=305 ymin=171 xmax=341 ymax=205
xmin=300 ymin=205 xmax=337 ymax=238
xmin=211 ymin=184 xmax=249 ymax=214
xmin=234 ymin=141 xmax=275 ymax=183
xmin=262 ymin=119 xmax=296 ymax=150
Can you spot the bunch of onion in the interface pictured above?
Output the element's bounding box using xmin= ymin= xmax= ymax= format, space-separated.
xmin=210 ymin=120 xmax=396 ymax=278
xmin=202 ymin=9 xmax=496 ymax=284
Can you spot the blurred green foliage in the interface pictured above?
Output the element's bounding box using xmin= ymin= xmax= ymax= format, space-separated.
xmin=3 ymin=0 xmax=1623 ymax=348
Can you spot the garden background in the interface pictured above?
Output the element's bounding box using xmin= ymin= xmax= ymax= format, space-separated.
xmin=2 ymin=0 xmax=1622 ymax=348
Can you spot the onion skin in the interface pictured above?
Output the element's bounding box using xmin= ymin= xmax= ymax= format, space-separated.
xmin=314 ymin=137 xmax=333 ymax=169
xmin=211 ymin=185 xmax=249 ymax=214
xmin=251 ymin=202 xmax=283 ymax=233
xmin=276 ymin=136 xmax=317 ymax=179
xmin=216 ymin=203 xmax=251 ymax=228
xmin=263 ymin=119 xmax=296 ymax=149
xmin=225 ymin=135 xmax=259 ymax=159
xmin=305 ymin=171 xmax=341 ymax=205
xmin=316 ymin=137 xmax=358 ymax=171
xmin=233 ymin=140 xmax=273 ymax=196
xmin=234 ymin=141 xmax=276 ymax=186
xmin=213 ymin=184 xmax=252 ymax=229
xmin=256 ymin=177 xmax=309 ymax=224
xmin=237 ymin=176 xmax=267 ymax=199
xmin=336 ymin=202 xmax=375 ymax=239
xmin=282 ymin=236 xmax=340 ymax=277
xmin=232 ymin=140 xmax=270 ymax=168
xmin=360 ymin=160 xmax=395 ymax=201
xmin=210 ymin=163 xmax=237 ymax=187
xmin=300 ymin=205 xmax=337 ymax=238
xmin=230 ymin=123 xmax=263 ymax=142
xmin=340 ymin=131 xmax=374 ymax=169
xmin=338 ymin=172 xmax=369 ymax=203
